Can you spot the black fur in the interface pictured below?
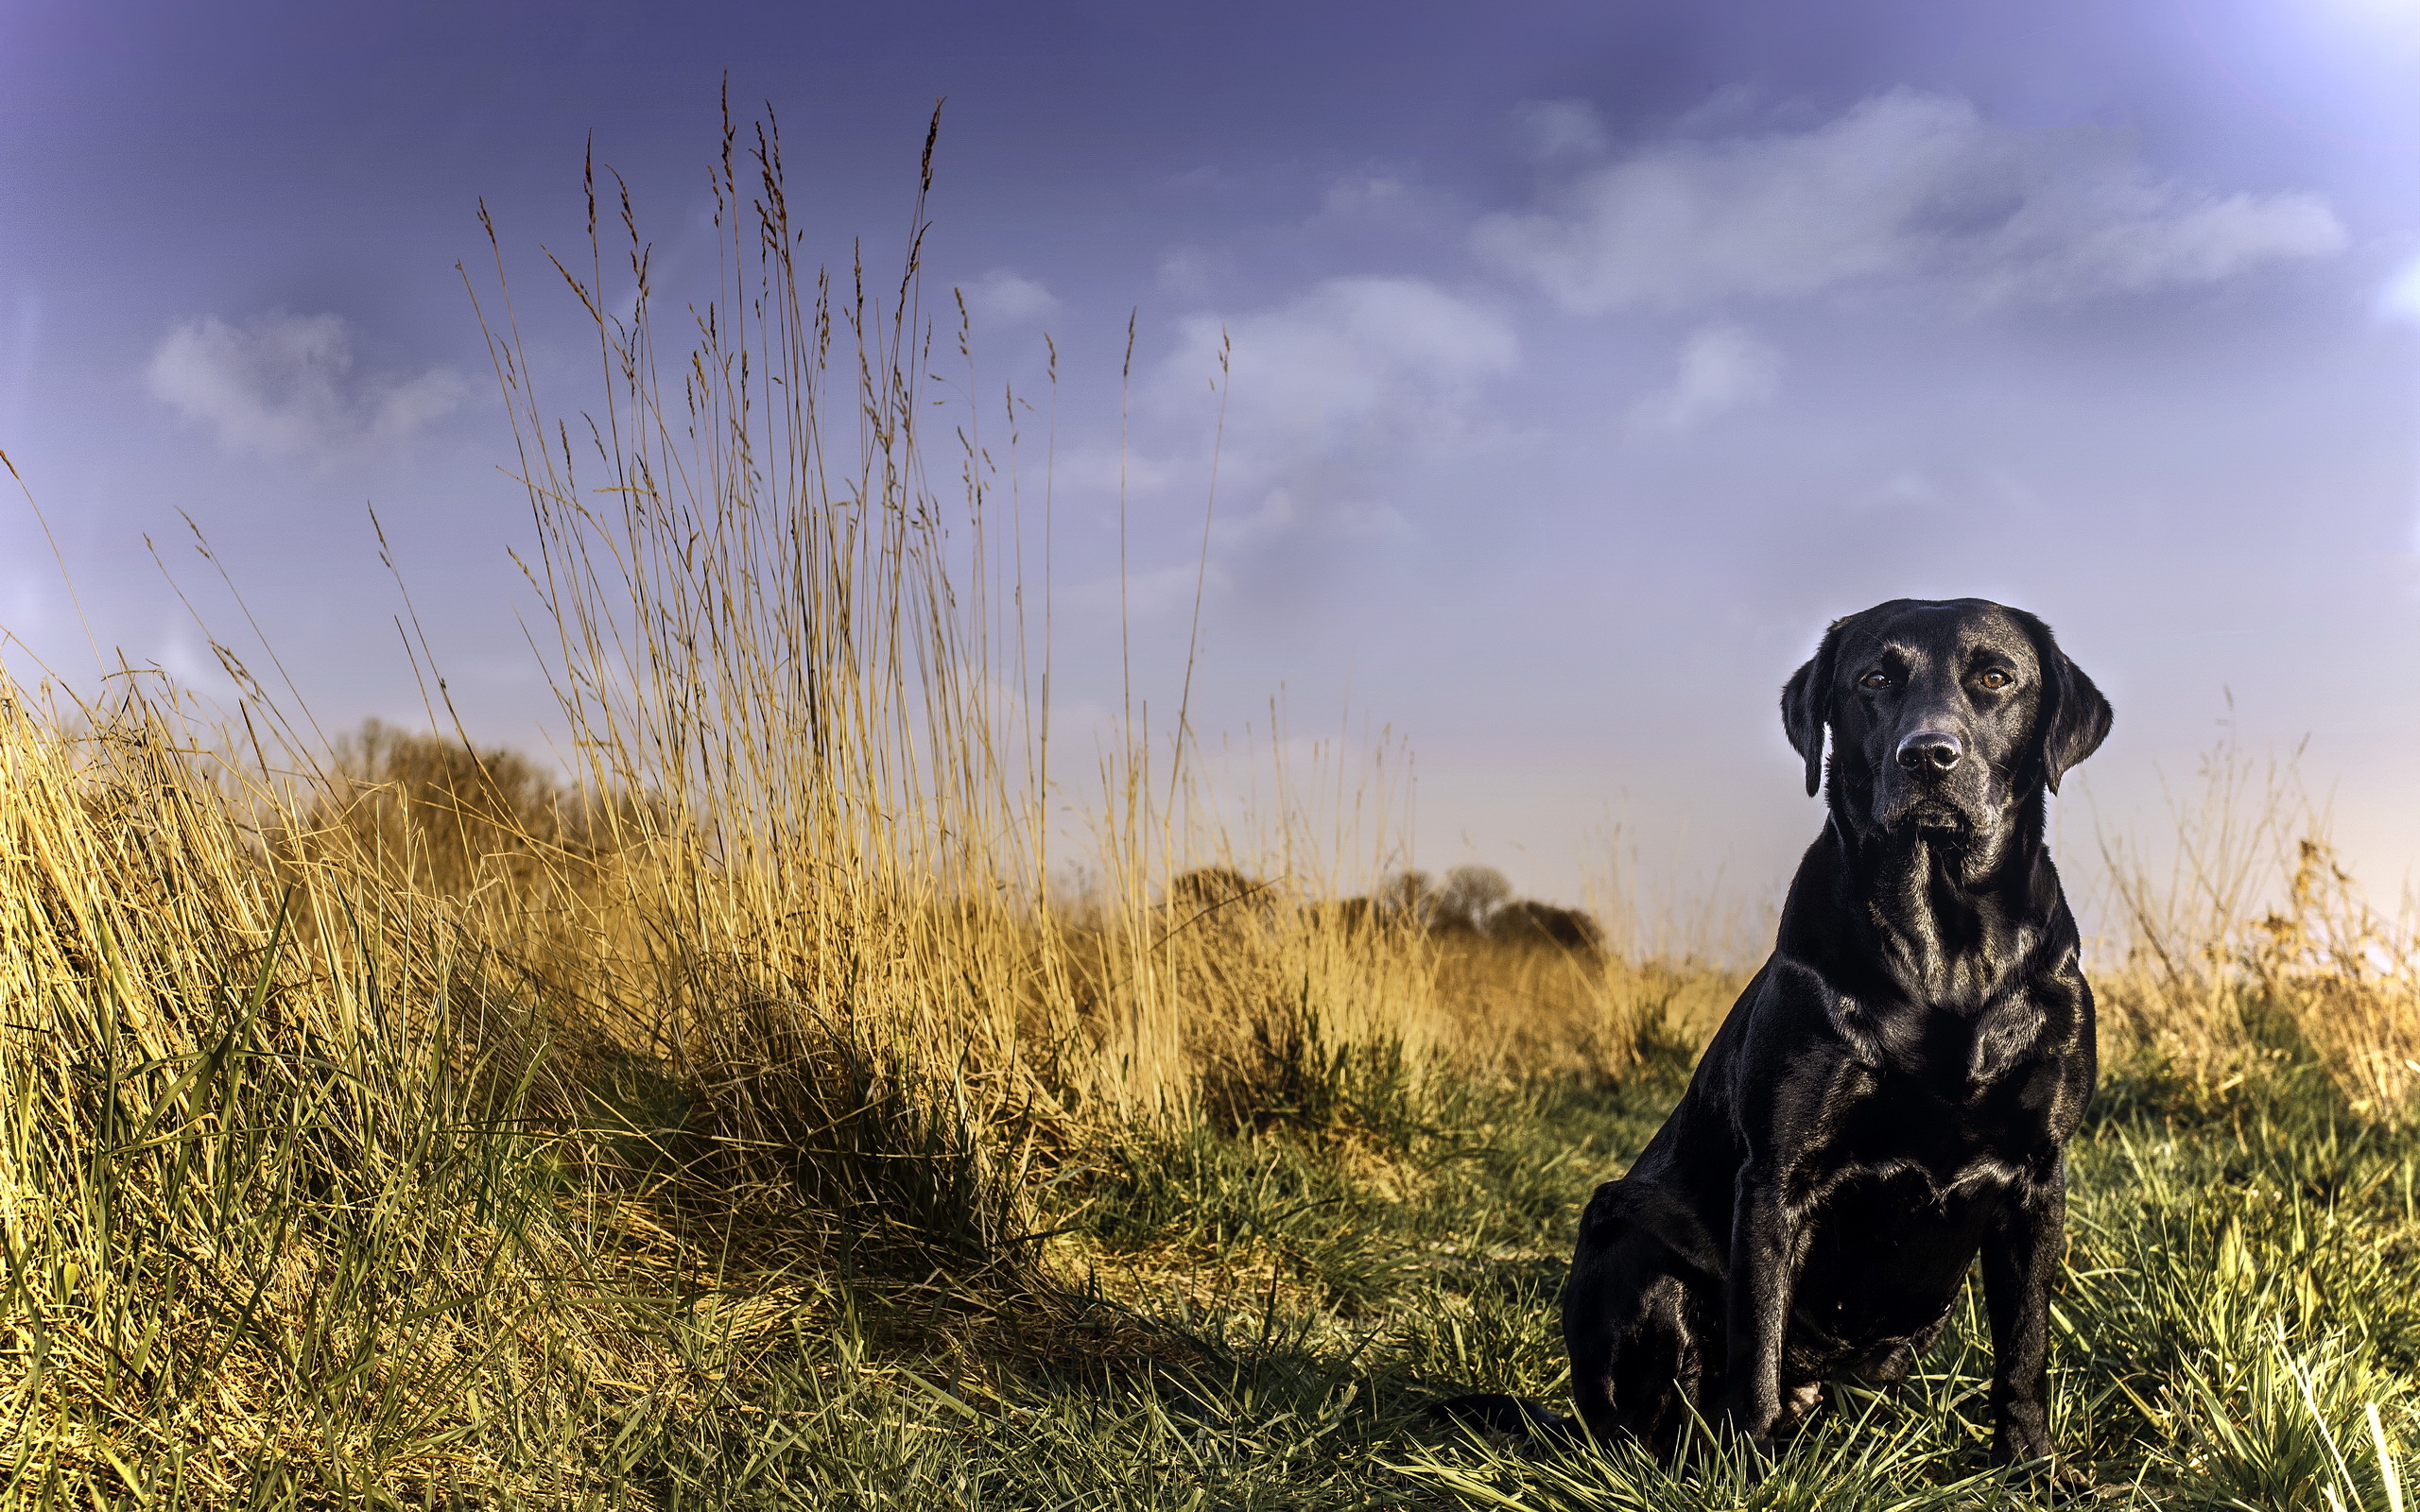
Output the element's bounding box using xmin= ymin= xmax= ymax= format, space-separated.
xmin=1436 ymin=598 xmax=2110 ymax=1473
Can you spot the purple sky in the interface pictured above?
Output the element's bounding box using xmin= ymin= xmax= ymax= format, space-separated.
xmin=5 ymin=0 xmax=2417 ymax=931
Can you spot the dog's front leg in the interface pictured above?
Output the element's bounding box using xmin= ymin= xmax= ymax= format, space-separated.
xmin=1980 ymin=1158 xmax=2064 ymax=1469
xmin=1721 ymin=1160 xmax=1795 ymax=1448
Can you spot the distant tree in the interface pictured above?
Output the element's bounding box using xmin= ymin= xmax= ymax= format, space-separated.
xmin=1322 ymin=864 xmax=1598 ymax=953
xmin=1167 ymin=866 xmax=1264 ymax=917
xmin=1491 ymin=899 xmax=1604 ymax=954
xmin=1377 ymin=869 xmax=1437 ymax=927
xmin=1318 ymin=896 xmax=1375 ymax=936
xmin=314 ymin=719 xmax=574 ymax=895
xmin=1434 ymin=865 xmax=1513 ymax=934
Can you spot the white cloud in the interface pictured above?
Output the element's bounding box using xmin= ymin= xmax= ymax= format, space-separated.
xmin=0 ymin=568 xmax=48 ymax=645
xmin=1157 ymin=276 xmax=1517 ymax=465
xmin=1052 ymin=278 xmax=1514 ymax=622
xmin=1630 ymin=323 xmax=1783 ymax=432
xmin=1322 ymin=171 xmax=1418 ymax=217
xmin=146 ymin=311 xmax=466 ymax=458
xmin=2382 ymin=253 xmax=2420 ymax=323
xmin=1061 ymin=557 xmax=1234 ymax=620
xmin=1212 ymin=487 xmax=1409 ymax=547
xmin=958 ymin=269 xmax=1061 ymax=327
xmin=1157 ymin=247 xmax=1229 ymax=300
xmin=1215 ymin=487 xmax=1299 ymax=546
xmin=1475 ymin=90 xmax=2347 ymax=313
xmin=1512 ymin=99 xmax=1611 ymax=161
xmin=155 ymin=624 xmax=242 ymax=703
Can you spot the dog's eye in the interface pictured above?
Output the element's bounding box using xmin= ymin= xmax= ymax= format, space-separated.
xmin=1978 ymin=669 xmax=2012 ymax=691
xmin=1858 ymin=671 xmax=1890 ymax=690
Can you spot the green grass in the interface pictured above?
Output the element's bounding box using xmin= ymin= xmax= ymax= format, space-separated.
xmin=12 ymin=930 xmax=2415 ymax=1508
xmin=104 ymin=1041 xmax=2381 ymax=1512
xmin=613 ymin=1051 xmax=2418 ymax=1511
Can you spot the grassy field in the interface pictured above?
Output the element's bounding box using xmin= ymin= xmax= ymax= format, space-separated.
xmin=4 ymin=107 xmax=2418 ymax=1508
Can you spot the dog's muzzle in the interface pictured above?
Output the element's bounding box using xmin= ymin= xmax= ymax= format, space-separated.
xmin=1877 ymin=729 xmax=1988 ymax=833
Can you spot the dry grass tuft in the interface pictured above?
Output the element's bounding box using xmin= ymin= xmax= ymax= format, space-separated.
xmin=2097 ymin=745 xmax=2420 ymax=1121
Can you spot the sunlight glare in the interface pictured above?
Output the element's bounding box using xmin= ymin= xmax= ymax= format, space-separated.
xmin=2312 ymin=0 xmax=2420 ymax=40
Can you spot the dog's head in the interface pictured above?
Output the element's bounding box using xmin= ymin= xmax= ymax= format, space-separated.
xmin=1781 ymin=599 xmax=2111 ymax=843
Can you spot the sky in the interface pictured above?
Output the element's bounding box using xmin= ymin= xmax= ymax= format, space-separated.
xmin=3 ymin=0 xmax=2417 ymax=936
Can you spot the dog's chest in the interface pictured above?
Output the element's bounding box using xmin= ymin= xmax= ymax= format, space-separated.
xmin=1818 ymin=1028 xmax=2058 ymax=1195
xmin=1791 ymin=1150 xmax=2009 ymax=1362
xmin=1821 ymin=1116 xmax=2025 ymax=1214
xmin=1835 ymin=979 xmax=2058 ymax=1098
xmin=1787 ymin=1083 xmax=2033 ymax=1327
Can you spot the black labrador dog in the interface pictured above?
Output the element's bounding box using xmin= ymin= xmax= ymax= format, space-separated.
xmin=1439 ymin=597 xmax=2111 ymax=1472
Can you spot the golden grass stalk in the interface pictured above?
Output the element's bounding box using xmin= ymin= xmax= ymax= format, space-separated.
xmin=2096 ymin=742 xmax=2420 ymax=1119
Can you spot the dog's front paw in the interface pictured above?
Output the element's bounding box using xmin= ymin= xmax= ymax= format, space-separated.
xmin=1774 ymin=1380 xmax=1824 ymax=1431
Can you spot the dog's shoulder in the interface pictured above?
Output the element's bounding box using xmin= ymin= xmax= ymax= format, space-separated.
xmin=1715 ymin=950 xmax=1876 ymax=1071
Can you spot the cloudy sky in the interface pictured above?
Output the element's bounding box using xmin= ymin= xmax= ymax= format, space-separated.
xmin=4 ymin=0 xmax=2417 ymax=931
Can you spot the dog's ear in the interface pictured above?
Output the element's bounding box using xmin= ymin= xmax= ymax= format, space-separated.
xmin=2039 ymin=653 xmax=2112 ymax=794
xmin=1780 ymin=624 xmax=1841 ymax=798
xmin=2014 ymin=613 xmax=2112 ymax=794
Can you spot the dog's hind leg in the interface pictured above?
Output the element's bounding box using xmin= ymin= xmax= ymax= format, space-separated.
xmin=1564 ymin=1179 xmax=1716 ymax=1452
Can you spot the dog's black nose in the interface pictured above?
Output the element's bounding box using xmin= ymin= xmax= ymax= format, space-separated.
xmin=1896 ymin=731 xmax=1963 ymax=773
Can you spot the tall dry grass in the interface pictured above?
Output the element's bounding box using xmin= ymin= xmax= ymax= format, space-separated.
xmin=2096 ymin=744 xmax=2420 ymax=1120
xmin=0 ymin=683 xmax=643 ymax=1500
xmin=0 ymin=103 xmax=1687 ymax=1503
